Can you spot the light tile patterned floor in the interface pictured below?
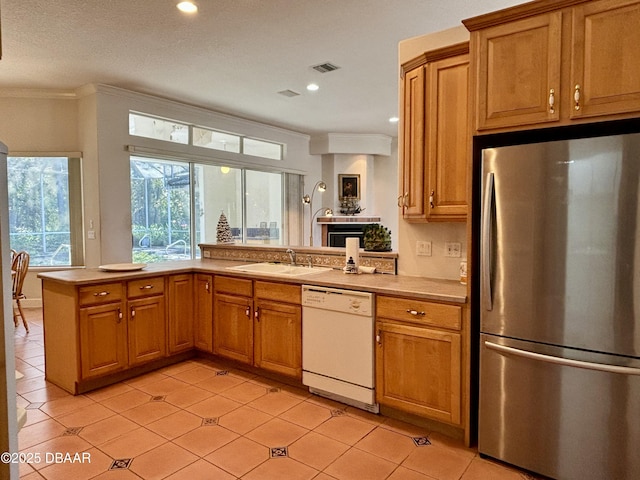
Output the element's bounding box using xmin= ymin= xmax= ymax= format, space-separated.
xmin=13 ymin=309 xmax=538 ymax=480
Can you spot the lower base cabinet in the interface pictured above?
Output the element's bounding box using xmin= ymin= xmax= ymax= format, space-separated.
xmin=376 ymin=321 xmax=461 ymax=424
xmin=79 ymin=303 xmax=127 ymax=379
xmin=213 ymin=276 xmax=254 ymax=364
xmin=128 ymin=295 xmax=166 ymax=365
xmin=213 ymin=277 xmax=302 ymax=379
xmin=194 ymin=273 xmax=214 ymax=352
xmin=254 ymin=284 xmax=301 ymax=378
xmin=168 ymin=274 xmax=194 ymax=354
xmin=375 ymin=294 xmax=463 ymax=427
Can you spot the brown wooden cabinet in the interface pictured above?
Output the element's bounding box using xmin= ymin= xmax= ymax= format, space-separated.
xmin=400 ymin=43 xmax=469 ymax=222
xmin=168 ymin=274 xmax=194 ymax=354
xmin=254 ymin=281 xmax=302 ymax=379
xmin=375 ymin=295 xmax=463 ymax=426
xmin=464 ymin=0 xmax=640 ymax=133
xmin=194 ymin=273 xmax=214 ymax=352
xmin=213 ymin=276 xmax=254 ymax=364
xmin=213 ymin=276 xmax=303 ymax=379
xmin=127 ymin=277 xmax=166 ymax=365
xmin=79 ymin=295 xmax=127 ymax=380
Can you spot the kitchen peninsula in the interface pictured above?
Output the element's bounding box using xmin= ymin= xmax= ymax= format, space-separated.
xmin=39 ymin=245 xmax=470 ymax=443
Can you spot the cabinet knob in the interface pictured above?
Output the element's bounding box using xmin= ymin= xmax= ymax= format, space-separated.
xmin=574 ymin=84 xmax=581 ymax=111
xmin=205 ymin=281 xmax=210 ymax=293
xmin=254 ymin=307 xmax=260 ymax=321
xmin=376 ymin=329 xmax=382 ymax=345
xmin=245 ymin=306 xmax=251 ymax=317
xmin=131 ymin=308 xmax=135 ymax=318
xmin=140 ymin=285 xmax=154 ymax=290
xmin=407 ymin=309 xmax=426 ymax=316
xmin=429 ymin=190 xmax=435 ymax=209
xmin=93 ymin=291 xmax=110 ymax=297
xmin=118 ymin=308 xmax=122 ymax=323
xmin=548 ymin=88 xmax=555 ymax=114
xmin=397 ymin=195 xmax=403 ymax=208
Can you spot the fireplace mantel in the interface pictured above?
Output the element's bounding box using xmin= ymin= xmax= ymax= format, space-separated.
xmin=317 ymin=215 xmax=381 ymax=224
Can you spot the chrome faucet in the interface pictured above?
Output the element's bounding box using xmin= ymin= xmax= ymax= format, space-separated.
xmin=286 ymin=248 xmax=296 ymax=266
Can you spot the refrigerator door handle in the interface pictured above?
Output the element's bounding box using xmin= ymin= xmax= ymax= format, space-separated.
xmin=485 ymin=341 xmax=640 ymax=376
xmin=482 ymin=172 xmax=495 ymax=311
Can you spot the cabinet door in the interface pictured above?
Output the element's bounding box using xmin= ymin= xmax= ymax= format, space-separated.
xmin=571 ymin=0 xmax=640 ymax=119
xmin=474 ymin=11 xmax=562 ymax=131
xmin=213 ymin=293 xmax=253 ymax=364
xmin=80 ymin=303 xmax=127 ymax=379
xmin=254 ymin=299 xmax=302 ymax=379
xmin=376 ymin=321 xmax=461 ymax=425
xmin=168 ymin=274 xmax=194 ymax=354
xmin=426 ymin=53 xmax=469 ymax=220
xmin=194 ymin=274 xmax=214 ymax=352
xmin=128 ymin=296 xmax=166 ymax=365
xmin=401 ymin=65 xmax=428 ymax=221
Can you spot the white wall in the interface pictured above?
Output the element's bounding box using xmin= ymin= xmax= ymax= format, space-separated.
xmin=396 ymin=26 xmax=470 ymax=279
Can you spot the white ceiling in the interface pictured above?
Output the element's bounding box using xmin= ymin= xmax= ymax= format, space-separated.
xmin=0 ymin=0 xmax=524 ymax=137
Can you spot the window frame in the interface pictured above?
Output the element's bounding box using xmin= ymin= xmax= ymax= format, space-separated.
xmin=129 ymin=112 xmax=284 ymax=161
xmin=6 ymin=153 xmax=84 ymax=267
xmin=130 ymin=154 xmax=292 ymax=262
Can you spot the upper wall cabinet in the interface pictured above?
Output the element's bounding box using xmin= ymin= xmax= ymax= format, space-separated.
xmin=464 ymin=0 xmax=640 ymax=134
xmin=399 ymin=42 xmax=469 ymax=223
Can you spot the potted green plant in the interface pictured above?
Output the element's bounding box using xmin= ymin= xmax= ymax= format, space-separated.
xmin=363 ymin=223 xmax=392 ymax=251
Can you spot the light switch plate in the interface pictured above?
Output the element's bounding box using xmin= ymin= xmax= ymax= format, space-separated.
xmin=445 ymin=242 xmax=461 ymax=258
xmin=416 ymin=240 xmax=432 ymax=256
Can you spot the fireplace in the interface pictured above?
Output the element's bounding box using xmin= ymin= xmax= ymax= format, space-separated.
xmin=318 ymin=215 xmax=381 ymax=247
xmin=326 ymin=224 xmax=365 ymax=248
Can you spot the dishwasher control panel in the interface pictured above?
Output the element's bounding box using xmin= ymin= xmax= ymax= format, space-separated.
xmin=302 ymin=285 xmax=373 ymax=316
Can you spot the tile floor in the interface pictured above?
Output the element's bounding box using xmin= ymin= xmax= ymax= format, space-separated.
xmin=12 ymin=308 xmax=538 ymax=480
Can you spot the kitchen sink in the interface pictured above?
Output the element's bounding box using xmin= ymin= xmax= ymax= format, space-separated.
xmin=225 ymin=262 xmax=332 ymax=277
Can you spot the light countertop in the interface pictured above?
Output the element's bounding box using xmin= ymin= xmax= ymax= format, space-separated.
xmin=38 ymin=259 xmax=467 ymax=304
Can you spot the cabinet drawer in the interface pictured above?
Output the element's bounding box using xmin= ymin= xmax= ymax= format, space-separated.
xmin=127 ymin=277 xmax=165 ymax=299
xmin=79 ymin=282 xmax=124 ymax=306
xmin=376 ymin=296 xmax=461 ymax=330
xmin=254 ymin=281 xmax=300 ymax=304
xmin=215 ymin=275 xmax=253 ymax=297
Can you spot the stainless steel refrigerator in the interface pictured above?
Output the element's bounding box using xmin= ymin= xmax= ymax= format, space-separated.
xmin=479 ymin=132 xmax=640 ymax=480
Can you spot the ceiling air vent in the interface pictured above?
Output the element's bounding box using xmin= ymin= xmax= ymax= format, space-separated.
xmin=278 ymin=89 xmax=300 ymax=97
xmin=311 ymin=62 xmax=341 ymax=74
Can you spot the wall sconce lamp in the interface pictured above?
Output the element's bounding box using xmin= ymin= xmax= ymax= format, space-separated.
xmin=302 ymin=180 xmax=332 ymax=246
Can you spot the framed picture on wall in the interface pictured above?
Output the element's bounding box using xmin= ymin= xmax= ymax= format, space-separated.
xmin=338 ymin=174 xmax=360 ymax=200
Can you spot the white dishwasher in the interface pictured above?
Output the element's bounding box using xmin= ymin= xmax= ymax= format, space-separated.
xmin=302 ymin=285 xmax=378 ymax=413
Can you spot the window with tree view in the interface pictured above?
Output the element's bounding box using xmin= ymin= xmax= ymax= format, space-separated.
xmin=7 ymin=156 xmax=83 ymax=266
xmin=131 ymin=156 xmax=287 ymax=263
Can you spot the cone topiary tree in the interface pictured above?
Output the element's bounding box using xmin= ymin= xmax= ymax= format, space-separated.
xmin=216 ymin=211 xmax=233 ymax=244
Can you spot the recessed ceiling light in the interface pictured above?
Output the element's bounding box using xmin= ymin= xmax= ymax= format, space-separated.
xmin=306 ymin=83 xmax=320 ymax=92
xmin=389 ymin=116 xmax=399 ymax=123
xmin=177 ymin=2 xmax=198 ymax=13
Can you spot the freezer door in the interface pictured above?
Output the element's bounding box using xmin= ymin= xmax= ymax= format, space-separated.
xmin=480 ymin=133 xmax=640 ymax=357
xmin=479 ymin=334 xmax=640 ymax=479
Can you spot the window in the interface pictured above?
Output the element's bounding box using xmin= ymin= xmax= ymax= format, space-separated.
xmin=129 ymin=113 xmax=284 ymax=161
xmin=129 ymin=113 xmax=189 ymax=144
xmin=131 ymin=158 xmax=192 ymax=263
xmin=7 ymin=156 xmax=83 ymax=266
xmin=243 ymin=138 xmax=282 ymax=160
xmin=131 ymin=156 xmax=288 ymax=263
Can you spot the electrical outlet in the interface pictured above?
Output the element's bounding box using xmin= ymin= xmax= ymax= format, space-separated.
xmin=445 ymin=242 xmax=461 ymax=258
xmin=416 ymin=240 xmax=432 ymax=256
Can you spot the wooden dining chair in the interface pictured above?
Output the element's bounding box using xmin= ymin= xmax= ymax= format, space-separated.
xmin=11 ymin=250 xmax=30 ymax=333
